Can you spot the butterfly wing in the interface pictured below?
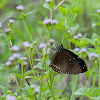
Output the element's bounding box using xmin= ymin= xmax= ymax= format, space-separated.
xmin=49 ymin=49 xmax=87 ymax=74
xmin=66 ymin=49 xmax=87 ymax=73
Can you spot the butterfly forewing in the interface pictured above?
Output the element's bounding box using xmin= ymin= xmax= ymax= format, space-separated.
xmin=49 ymin=44 xmax=87 ymax=74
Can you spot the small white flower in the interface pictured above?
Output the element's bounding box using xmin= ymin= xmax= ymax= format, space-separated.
xmin=5 ymin=61 xmax=11 ymax=66
xmin=8 ymin=56 xmax=15 ymax=61
xmin=9 ymin=19 xmax=14 ymax=23
xmin=11 ymin=45 xmax=19 ymax=51
xmin=29 ymin=43 xmax=33 ymax=48
xmin=94 ymin=39 xmax=98 ymax=41
xmin=30 ymin=84 xmax=37 ymax=88
xmin=47 ymin=42 xmax=50 ymax=46
xmin=43 ymin=19 xmax=51 ymax=24
xmin=43 ymin=48 xmax=47 ymax=55
xmin=73 ymin=35 xmax=78 ymax=39
xmin=74 ymin=48 xmax=79 ymax=52
xmin=22 ymin=41 xmax=31 ymax=47
xmin=67 ymin=30 xmax=71 ymax=33
xmin=33 ymin=65 xmax=38 ymax=69
xmin=34 ymin=88 xmax=40 ymax=93
xmin=39 ymin=43 xmax=47 ymax=49
xmin=49 ymin=39 xmax=55 ymax=43
xmin=4 ymin=29 xmax=10 ymax=33
xmin=12 ymin=53 xmax=20 ymax=58
xmin=33 ymin=41 xmax=36 ymax=45
xmin=43 ymin=19 xmax=58 ymax=25
xmin=48 ymin=39 xmax=55 ymax=46
xmin=50 ymin=19 xmax=58 ymax=25
xmin=95 ymin=54 xmax=99 ymax=58
xmin=53 ymin=44 xmax=56 ymax=48
xmin=0 ymin=22 xmax=2 ymax=27
xmin=97 ymin=9 xmax=100 ymax=13
xmin=16 ymin=5 xmax=24 ymax=11
xmin=47 ymin=48 xmax=50 ymax=55
xmin=90 ymin=52 xmax=96 ymax=57
xmin=20 ymin=57 xmax=27 ymax=60
xmin=45 ymin=0 xmax=51 ymax=3
xmin=22 ymin=62 xmax=27 ymax=66
xmin=6 ymin=94 xmax=16 ymax=100
xmin=90 ymin=52 xmax=99 ymax=59
xmin=8 ymin=74 xmax=16 ymax=83
xmin=81 ymin=48 xmax=87 ymax=52
xmin=77 ymin=33 xmax=82 ymax=38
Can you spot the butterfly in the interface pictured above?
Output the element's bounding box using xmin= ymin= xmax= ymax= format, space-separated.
xmin=49 ymin=44 xmax=87 ymax=74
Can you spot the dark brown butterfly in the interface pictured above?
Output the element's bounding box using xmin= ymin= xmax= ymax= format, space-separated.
xmin=49 ymin=44 xmax=87 ymax=74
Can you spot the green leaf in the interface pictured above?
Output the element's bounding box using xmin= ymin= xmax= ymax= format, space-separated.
xmin=0 ymin=64 xmax=7 ymax=70
xmin=92 ymin=22 xmax=97 ymax=27
xmin=60 ymin=97 xmax=68 ymax=100
xmin=69 ymin=23 xmax=79 ymax=34
xmin=43 ymin=3 xmax=50 ymax=9
xmin=85 ymin=67 xmax=91 ymax=78
xmin=49 ymin=1 xmax=55 ymax=9
xmin=79 ymin=38 xmax=90 ymax=47
xmin=90 ymin=96 xmax=100 ymax=100
xmin=35 ymin=62 xmax=43 ymax=69
xmin=25 ymin=10 xmax=34 ymax=16
xmin=85 ymin=38 xmax=93 ymax=45
xmin=74 ymin=87 xmax=90 ymax=96
xmin=97 ymin=22 xmax=100 ymax=26
xmin=38 ymin=21 xmax=43 ymax=25
xmin=43 ymin=1 xmax=55 ymax=9
xmin=73 ymin=6 xmax=80 ymax=12
xmin=57 ymin=6 xmax=68 ymax=16
xmin=92 ymin=33 xmax=98 ymax=39
xmin=25 ymin=76 xmax=39 ymax=81
xmin=0 ymin=86 xmax=9 ymax=95
xmin=89 ymin=88 xmax=100 ymax=97
xmin=16 ymin=74 xmax=22 ymax=78
xmin=70 ymin=38 xmax=79 ymax=46
xmin=24 ymin=70 xmax=34 ymax=77
xmin=54 ymin=89 xmax=63 ymax=93
xmin=43 ymin=74 xmax=49 ymax=79
xmin=44 ymin=90 xmax=51 ymax=95
xmin=33 ymin=58 xmax=42 ymax=62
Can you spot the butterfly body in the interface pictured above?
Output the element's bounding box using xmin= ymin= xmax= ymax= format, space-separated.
xmin=49 ymin=44 xmax=87 ymax=74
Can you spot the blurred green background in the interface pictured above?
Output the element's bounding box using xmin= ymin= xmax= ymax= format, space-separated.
xmin=0 ymin=0 xmax=100 ymax=63
xmin=0 ymin=0 xmax=100 ymax=99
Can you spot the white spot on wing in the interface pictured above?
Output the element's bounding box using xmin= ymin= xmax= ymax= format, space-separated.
xmin=69 ymin=59 xmax=71 ymax=61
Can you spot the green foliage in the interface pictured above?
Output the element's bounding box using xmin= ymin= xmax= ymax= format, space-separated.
xmin=44 ymin=1 xmax=55 ymax=10
xmin=0 ymin=0 xmax=100 ymax=100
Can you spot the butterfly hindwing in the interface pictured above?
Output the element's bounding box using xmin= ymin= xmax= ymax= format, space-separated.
xmin=49 ymin=44 xmax=87 ymax=74
xmin=66 ymin=49 xmax=87 ymax=73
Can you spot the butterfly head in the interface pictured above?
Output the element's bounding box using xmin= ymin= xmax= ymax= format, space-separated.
xmin=57 ymin=44 xmax=63 ymax=53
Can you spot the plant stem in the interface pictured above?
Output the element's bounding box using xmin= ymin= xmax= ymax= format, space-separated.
xmin=98 ymin=58 xmax=100 ymax=87
xmin=22 ymin=19 xmax=41 ymax=60
xmin=62 ymin=17 xmax=67 ymax=44
xmin=27 ymin=50 xmax=39 ymax=80
xmin=50 ymin=9 xmax=52 ymax=20
xmin=69 ymin=13 xmax=77 ymax=26
xmin=39 ymin=63 xmax=45 ymax=100
xmin=49 ymin=70 xmax=55 ymax=100
xmin=70 ymin=75 xmax=78 ymax=100
xmin=5 ymin=34 xmax=11 ymax=56
xmin=93 ymin=61 xmax=97 ymax=89
xmin=48 ymin=28 xmax=51 ymax=41
xmin=80 ymin=59 xmax=96 ymax=100
xmin=21 ymin=64 xmax=24 ymax=100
